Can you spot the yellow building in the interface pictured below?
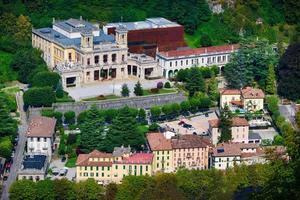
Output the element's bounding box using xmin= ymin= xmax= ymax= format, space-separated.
xmin=146 ymin=132 xmax=173 ymax=173
xmin=76 ymin=149 xmax=153 ymax=184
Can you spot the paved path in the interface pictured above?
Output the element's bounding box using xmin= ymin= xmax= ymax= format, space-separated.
xmin=279 ymin=104 xmax=297 ymax=129
xmin=1 ymin=92 xmax=28 ymax=200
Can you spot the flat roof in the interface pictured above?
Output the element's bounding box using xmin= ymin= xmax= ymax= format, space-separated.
xmin=106 ymin=17 xmax=181 ymax=31
xmin=22 ymin=155 xmax=47 ymax=170
xmin=54 ymin=18 xmax=98 ymax=33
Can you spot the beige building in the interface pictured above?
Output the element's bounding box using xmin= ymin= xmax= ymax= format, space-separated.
xmin=208 ymin=117 xmax=249 ymax=145
xmin=211 ymin=143 xmax=265 ymax=170
xmin=171 ymin=135 xmax=211 ymax=170
xmin=146 ymin=132 xmax=173 ymax=173
xmin=220 ymin=87 xmax=265 ymax=112
xmin=76 ymin=149 xmax=153 ymax=184
xmin=32 ymin=17 xmax=161 ymax=89
xmin=18 ymin=155 xmax=48 ymax=182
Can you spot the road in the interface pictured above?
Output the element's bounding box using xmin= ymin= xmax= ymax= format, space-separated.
xmin=1 ymin=92 xmax=28 ymax=200
xmin=279 ymin=104 xmax=297 ymax=129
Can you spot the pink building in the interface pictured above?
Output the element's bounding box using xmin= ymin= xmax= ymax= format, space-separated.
xmin=171 ymin=135 xmax=211 ymax=170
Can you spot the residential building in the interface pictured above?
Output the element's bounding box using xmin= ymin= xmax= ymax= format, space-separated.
xmin=211 ymin=143 xmax=265 ymax=170
xmin=26 ymin=116 xmax=57 ymax=159
xmin=146 ymin=132 xmax=173 ymax=173
xmin=220 ymin=87 xmax=265 ymax=112
xmin=17 ymin=155 xmax=48 ymax=182
xmin=208 ymin=117 xmax=249 ymax=145
xmin=32 ymin=17 xmax=161 ymax=89
xmin=156 ymin=44 xmax=239 ymax=78
xmin=104 ymin=18 xmax=186 ymax=57
xmin=76 ymin=149 xmax=153 ymax=184
xmin=171 ymin=135 xmax=211 ymax=170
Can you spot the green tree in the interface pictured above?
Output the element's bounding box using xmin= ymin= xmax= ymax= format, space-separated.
xmin=186 ymin=67 xmax=205 ymax=97
xmin=273 ymin=135 xmax=284 ymax=145
xmin=56 ymin=82 xmax=64 ymax=98
xmin=9 ymin=180 xmax=37 ymax=200
xmin=162 ymin=104 xmax=173 ymax=117
xmin=80 ymin=106 xmax=105 ymax=153
xmin=53 ymin=179 xmax=76 ymax=200
xmin=138 ymin=108 xmax=146 ymax=122
xmin=24 ymin=87 xmax=56 ymax=107
xmin=150 ymin=106 xmax=161 ymax=119
xmin=224 ymin=39 xmax=277 ymax=89
xmin=0 ymin=94 xmax=18 ymax=138
xmin=200 ymin=34 xmax=212 ymax=47
xmin=219 ymin=105 xmax=232 ymax=143
xmin=134 ymin=81 xmax=143 ymax=96
xmin=76 ymin=179 xmax=103 ymax=200
xmin=14 ymin=15 xmax=32 ymax=46
xmin=176 ymin=69 xmax=189 ymax=82
xmin=105 ymin=106 xmax=145 ymax=152
xmin=64 ymin=111 xmax=76 ymax=125
xmin=295 ymin=110 xmax=300 ymax=128
xmin=207 ymin=77 xmax=219 ymax=101
xmin=31 ymin=71 xmax=60 ymax=89
xmin=180 ymin=101 xmax=191 ymax=113
xmin=164 ymin=81 xmax=171 ymax=88
xmin=0 ymin=136 xmax=13 ymax=159
xmin=277 ymin=43 xmax=300 ymax=100
xmin=265 ymin=64 xmax=276 ymax=94
xmin=149 ymin=123 xmax=159 ymax=132
xmin=121 ymin=83 xmax=130 ymax=97
xmin=103 ymin=183 xmax=118 ymax=200
xmin=36 ymin=179 xmax=55 ymax=200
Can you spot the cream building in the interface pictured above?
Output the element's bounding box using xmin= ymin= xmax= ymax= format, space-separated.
xmin=220 ymin=87 xmax=265 ymax=112
xmin=208 ymin=117 xmax=249 ymax=145
xmin=171 ymin=135 xmax=211 ymax=170
xmin=211 ymin=143 xmax=265 ymax=170
xmin=76 ymin=149 xmax=153 ymax=184
xmin=32 ymin=17 xmax=161 ymax=89
xmin=146 ymin=132 xmax=173 ymax=173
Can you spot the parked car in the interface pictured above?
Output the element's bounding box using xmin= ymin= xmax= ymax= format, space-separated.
xmin=59 ymin=168 xmax=68 ymax=176
xmin=52 ymin=168 xmax=60 ymax=176
xmin=61 ymin=156 xmax=66 ymax=162
xmin=183 ymin=123 xmax=192 ymax=129
xmin=193 ymin=132 xmax=197 ymax=135
xmin=178 ymin=121 xmax=185 ymax=126
xmin=205 ymin=113 xmax=209 ymax=117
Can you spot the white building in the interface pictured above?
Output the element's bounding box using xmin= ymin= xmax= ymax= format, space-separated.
xmin=26 ymin=116 xmax=56 ymax=159
xmin=211 ymin=143 xmax=265 ymax=170
xmin=208 ymin=117 xmax=249 ymax=145
xmin=156 ymin=44 xmax=239 ymax=78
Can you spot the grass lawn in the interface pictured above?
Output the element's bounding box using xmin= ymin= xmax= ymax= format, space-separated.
xmin=143 ymin=88 xmax=177 ymax=96
xmin=82 ymin=94 xmax=121 ymax=101
xmin=65 ymin=157 xmax=77 ymax=168
xmin=0 ymin=51 xmax=17 ymax=83
xmin=56 ymin=91 xmax=75 ymax=103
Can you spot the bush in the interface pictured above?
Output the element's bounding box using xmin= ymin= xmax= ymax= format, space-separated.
xmin=64 ymin=111 xmax=76 ymax=125
xmin=24 ymin=87 xmax=56 ymax=107
xmin=31 ymin=71 xmax=60 ymax=89
xmin=180 ymin=101 xmax=191 ymax=112
xmin=149 ymin=123 xmax=159 ymax=132
xmin=150 ymin=88 xmax=159 ymax=93
xmin=67 ymin=134 xmax=77 ymax=145
xmin=157 ymin=82 xmax=163 ymax=89
xmin=150 ymin=106 xmax=161 ymax=119
xmin=164 ymin=82 xmax=171 ymax=88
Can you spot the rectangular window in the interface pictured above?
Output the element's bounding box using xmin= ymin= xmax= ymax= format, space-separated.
xmin=123 ymin=165 xmax=125 ymax=170
xmin=90 ymin=166 xmax=93 ymax=170
xmin=107 ymin=167 xmax=110 ymax=171
xmin=115 ymin=165 xmax=118 ymax=170
xmin=112 ymin=54 xmax=117 ymax=62
xmin=103 ymin=55 xmax=108 ymax=63
xmin=170 ymin=62 xmax=172 ymax=67
xmin=102 ymin=166 xmax=104 ymax=171
xmin=94 ymin=55 xmax=99 ymax=64
xmin=37 ymin=137 xmax=40 ymax=142
xmin=96 ymin=173 xmax=98 ymax=177
xmin=140 ymin=166 xmax=143 ymax=175
xmin=102 ymin=173 xmax=104 ymax=177
xmin=68 ymin=53 xmax=72 ymax=61
xmin=87 ymin=58 xmax=90 ymax=65
xmin=146 ymin=166 xmax=148 ymax=171
xmin=96 ymin=166 xmax=98 ymax=171
xmin=122 ymin=54 xmax=125 ymax=62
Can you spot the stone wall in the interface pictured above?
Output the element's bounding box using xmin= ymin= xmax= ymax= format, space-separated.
xmin=29 ymin=92 xmax=186 ymax=116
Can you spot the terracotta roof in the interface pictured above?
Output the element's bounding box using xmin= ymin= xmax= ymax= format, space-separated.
xmin=209 ymin=117 xmax=248 ymax=128
xmin=27 ymin=116 xmax=56 ymax=138
xmin=147 ymin=132 xmax=172 ymax=151
xmin=220 ymin=89 xmax=241 ymax=95
xmin=171 ymin=135 xmax=211 ymax=149
xmin=212 ymin=143 xmax=260 ymax=157
xmin=159 ymin=44 xmax=239 ymax=58
xmin=241 ymin=87 xmax=265 ymax=99
xmin=76 ymin=150 xmax=113 ymax=167
xmin=121 ymin=153 xmax=153 ymax=164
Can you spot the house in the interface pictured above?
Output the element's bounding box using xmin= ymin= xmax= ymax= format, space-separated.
xmin=156 ymin=44 xmax=239 ymax=78
xmin=26 ymin=116 xmax=57 ymax=159
xmin=220 ymin=87 xmax=265 ymax=112
xmin=146 ymin=132 xmax=173 ymax=173
xmin=211 ymin=143 xmax=265 ymax=170
xmin=32 ymin=17 xmax=161 ymax=89
xmin=76 ymin=149 xmax=153 ymax=184
xmin=171 ymin=135 xmax=211 ymax=170
xmin=208 ymin=117 xmax=249 ymax=145
xmin=104 ymin=18 xmax=186 ymax=57
xmin=17 ymin=155 xmax=48 ymax=182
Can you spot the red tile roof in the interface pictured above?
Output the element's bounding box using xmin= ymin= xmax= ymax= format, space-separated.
xmin=27 ymin=116 xmax=56 ymax=138
xmin=241 ymin=87 xmax=265 ymax=99
xmin=121 ymin=153 xmax=153 ymax=164
xmin=159 ymin=44 xmax=239 ymax=58
xmin=76 ymin=150 xmax=113 ymax=167
xmin=147 ymin=132 xmax=172 ymax=151
xmin=171 ymin=135 xmax=211 ymax=149
xmin=209 ymin=117 xmax=248 ymax=128
xmin=220 ymin=89 xmax=241 ymax=95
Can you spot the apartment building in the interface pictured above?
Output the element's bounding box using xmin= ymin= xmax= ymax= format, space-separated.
xmin=220 ymin=87 xmax=265 ymax=112
xmin=32 ymin=17 xmax=161 ymax=89
xmin=211 ymin=143 xmax=265 ymax=170
xmin=76 ymin=149 xmax=153 ymax=184
xmin=171 ymin=135 xmax=211 ymax=170
xmin=208 ymin=117 xmax=249 ymax=145
xmin=156 ymin=44 xmax=239 ymax=78
xmin=26 ymin=116 xmax=57 ymax=159
xmin=146 ymin=132 xmax=173 ymax=173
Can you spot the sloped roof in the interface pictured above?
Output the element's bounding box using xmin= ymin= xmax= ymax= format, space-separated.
xmin=208 ymin=117 xmax=249 ymax=128
xmin=146 ymin=132 xmax=172 ymax=151
xmin=220 ymin=89 xmax=241 ymax=95
xmin=27 ymin=116 xmax=56 ymax=138
xmin=171 ymin=135 xmax=211 ymax=149
xmin=76 ymin=150 xmax=113 ymax=167
xmin=212 ymin=143 xmax=260 ymax=157
xmin=120 ymin=153 xmax=153 ymax=164
xmin=241 ymin=87 xmax=265 ymax=99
